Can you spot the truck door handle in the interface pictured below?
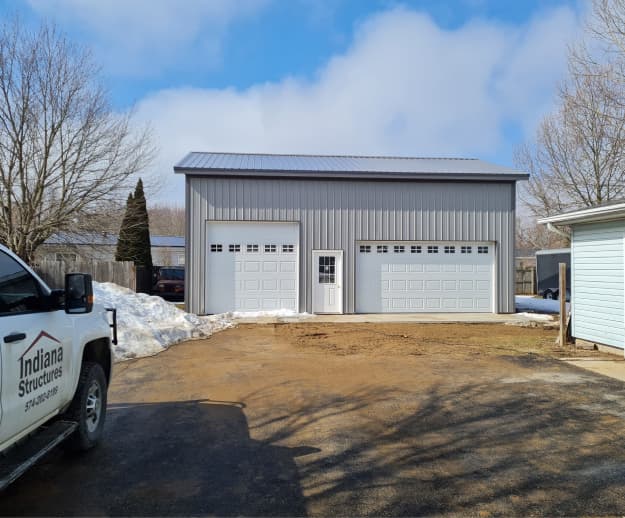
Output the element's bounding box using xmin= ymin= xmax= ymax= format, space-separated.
xmin=4 ymin=333 xmax=26 ymax=343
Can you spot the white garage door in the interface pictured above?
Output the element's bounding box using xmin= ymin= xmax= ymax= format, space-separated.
xmin=356 ymin=242 xmax=494 ymax=313
xmin=205 ymin=222 xmax=299 ymax=314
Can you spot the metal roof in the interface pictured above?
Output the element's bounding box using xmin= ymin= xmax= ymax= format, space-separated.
xmin=151 ymin=235 xmax=185 ymax=247
xmin=174 ymin=152 xmax=528 ymax=181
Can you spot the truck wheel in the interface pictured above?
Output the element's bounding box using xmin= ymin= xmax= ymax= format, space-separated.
xmin=64 ymin=362 xmax=107 ymax=451
xmin=543 ymin=290 xmax=554 ymax=300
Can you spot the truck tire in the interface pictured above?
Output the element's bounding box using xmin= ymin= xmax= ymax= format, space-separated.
xmin=543 ymin=289 xmax=554 ymax=300
xmin=64 ymin=362 xmax=107 ymax=451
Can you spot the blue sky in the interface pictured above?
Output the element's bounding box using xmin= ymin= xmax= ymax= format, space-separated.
xmin=2 ymin=0 xmax=586 ymax=203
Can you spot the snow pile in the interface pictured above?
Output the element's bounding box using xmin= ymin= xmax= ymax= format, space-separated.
xmin=93 ymin=282 xmax=233 ymax=362
xmin=515 ymin=295 xmax=569 ymax=314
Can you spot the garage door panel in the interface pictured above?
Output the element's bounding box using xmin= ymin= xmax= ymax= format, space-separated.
xmin=356 ymin=241 xmax=493 ymax=313
xmin=206 ymin=222 xmax=299 ymax=314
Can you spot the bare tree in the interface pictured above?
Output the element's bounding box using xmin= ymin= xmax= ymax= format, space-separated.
xmin=517 ymin=65 xmax=625 ymax=218
xmin=0 ymin=19 xmax=154 ymax=263
xmin=148 ymin=204 xmax=185 ymax=236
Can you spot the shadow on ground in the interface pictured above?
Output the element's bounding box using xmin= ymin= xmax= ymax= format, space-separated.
xmin=0 ymin=400 xmax=316 ymax=516
xmin=4 ymin=358 xmax=625 ymax=515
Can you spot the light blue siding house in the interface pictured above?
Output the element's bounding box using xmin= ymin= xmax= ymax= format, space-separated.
xmin=540 ymin=204 xmax=625 ymax=354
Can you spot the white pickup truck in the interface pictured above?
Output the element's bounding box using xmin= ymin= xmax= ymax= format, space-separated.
xmin=0 ymin=244 xmax=116 ymax=489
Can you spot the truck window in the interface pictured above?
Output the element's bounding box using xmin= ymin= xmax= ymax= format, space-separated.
xmin=0 ymin=251 xmax=44 ymax=315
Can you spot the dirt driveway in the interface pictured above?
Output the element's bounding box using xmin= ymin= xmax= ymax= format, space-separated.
xmin=4 ymin=323 xmax=625 ymax=516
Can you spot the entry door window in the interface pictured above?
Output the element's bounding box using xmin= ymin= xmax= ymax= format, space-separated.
xmin=318 ymin=256 xmax=336 ymax=284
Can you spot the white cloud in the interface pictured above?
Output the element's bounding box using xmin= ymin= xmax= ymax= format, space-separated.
xmin=26 ymin=0 xmax=268 ymax=76
xmin=133 ymin=6 xmax=581 ymax=202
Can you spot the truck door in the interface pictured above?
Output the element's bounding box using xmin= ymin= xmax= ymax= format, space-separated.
xmin=0 ymin=251 xmax=72 ymax=446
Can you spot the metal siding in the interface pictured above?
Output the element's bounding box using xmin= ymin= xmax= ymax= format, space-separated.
xmin=572 ymin=221 xmax=625 ymax=349
xmin=186 ymin=177 xmax=517 ymax=314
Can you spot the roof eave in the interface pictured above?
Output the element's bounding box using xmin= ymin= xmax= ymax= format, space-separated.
xmin=538 ymin=204 xmax=625 ymax=225
xmin=173 ymin=167 xmax=529 ymax=182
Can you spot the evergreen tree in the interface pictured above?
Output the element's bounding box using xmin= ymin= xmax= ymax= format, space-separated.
xmin=115 ymin=192 xmax=135 ymax=262
xmin=133 ymin=179 xmax=153 ymax=269
xmin=115 ymin=179 xmax=152 ymax=269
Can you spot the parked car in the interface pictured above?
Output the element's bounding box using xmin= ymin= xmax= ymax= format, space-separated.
xmin=0 ymin=243 xmax=116 ymax=490
xmin=152 ymin=266 xmax=185 ymax=301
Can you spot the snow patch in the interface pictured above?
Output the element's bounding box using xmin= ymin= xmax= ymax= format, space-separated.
xmin=515 ymin=295 xmax=569 ymax=314
xmin=515 ymin=312 xmax=555 ymax=322
xmin=93 ymin=282 xmax=233 ymax=362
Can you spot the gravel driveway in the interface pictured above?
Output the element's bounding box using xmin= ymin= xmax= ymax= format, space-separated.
xmin=3 ymin=322 xmax=625 ymax=516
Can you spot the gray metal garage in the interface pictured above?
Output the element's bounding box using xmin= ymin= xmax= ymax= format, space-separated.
xmin=175 ymin=152 xmax=528 ymax=315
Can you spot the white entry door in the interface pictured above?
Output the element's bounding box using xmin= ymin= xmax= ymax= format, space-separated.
xmin=312 ymin=250 xmax=343 ymax=314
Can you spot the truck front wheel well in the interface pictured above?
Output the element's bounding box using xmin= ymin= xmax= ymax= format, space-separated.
xmin=82 ymin=339 xmax=112 ymax=386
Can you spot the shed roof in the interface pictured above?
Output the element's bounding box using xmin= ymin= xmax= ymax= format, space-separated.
xmin=538 ymin=202 xmax=625 ymax=226
xmin=174 ymin=152 xmax=528 ymax=181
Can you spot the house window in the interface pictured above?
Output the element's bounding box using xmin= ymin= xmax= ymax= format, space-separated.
xmin=394 ymin=245 xmax=405 ymax=253
xmin=318 ymin=256 xmax=336 ymax=284
xmin=282 ymin=244 xmax=295 ymax=253
xmin=411 ymin=245 xmax=422 ymax=254
xmin=264 ymin=244 xmax=277 ymax=253
xmin=478 ymin=246 xmax=489 ymax=254
xmin=427 ymin=245 xmax=439 ymax=254
xmin=444 ymin=246 xmax=455 ymax=254
xmin=228 ymin=244 xmax=241 ymax=252
xmin=461 ymin=246 xmax=472 ymax=254
xmin=376 ymin=245 xmax=388 ymax=254
xmin=246 ymin=244 xmax=259 ymax=253
xmin=210 ymin=244 xmax=222 ymax=252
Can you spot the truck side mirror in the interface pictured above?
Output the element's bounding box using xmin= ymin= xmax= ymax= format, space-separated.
xmin=65 ymin=273 xmax=94 ymax=314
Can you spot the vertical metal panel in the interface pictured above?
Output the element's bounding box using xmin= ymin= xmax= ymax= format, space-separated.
xmin=186 ymin=177 xmax=517 ymax=314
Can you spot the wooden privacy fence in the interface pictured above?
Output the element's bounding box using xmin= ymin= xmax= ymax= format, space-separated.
xmin=34 ymin=259 xmax=136 ymax=291
xmin=516 ymin=266 xmax=536 ymax=295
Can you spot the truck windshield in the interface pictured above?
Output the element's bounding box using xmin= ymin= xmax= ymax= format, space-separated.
xmin=159 ymin=269 xmax=184 ymax=281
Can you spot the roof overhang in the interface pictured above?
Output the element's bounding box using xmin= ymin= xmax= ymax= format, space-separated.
xmin=538 ymin=202 xmax=625 ymax=226
xmin=174 ymin=168 xmax=529 ymax=182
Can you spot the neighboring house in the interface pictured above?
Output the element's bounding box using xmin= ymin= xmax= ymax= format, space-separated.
xmin=175 ymin=151 xmax=528 ymax=315
xmin=38 ymin=232 xmax=117 ymax=262
xmin=38 ymin=232 xmax=185 ymax=266
xmin=151 ymin=236 xmax=185 ymax=266
xmin=539 ymin=204 xmax=625 ymax=354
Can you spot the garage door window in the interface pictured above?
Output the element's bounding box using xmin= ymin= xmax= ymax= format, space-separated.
xmin=210 ymin=244 xmax=222 ymax=252
xmin=319 ymin=256 xmax=336 ymax=283
xmin=394 ymin=245 xmax=405 ymax=253
xmin=282 ymin=244 xmax=295 ymax=253
xmin=461 ymin=246 xmax=472 ymax=254
xmin=427 ymin=245 xmax=439 ymax=254
xmin=444 ymin=246 xmax=455 ymax=254
xmin=246 ymin=244 xmax=259 ymax=253
xmin=411 ymin=245 xmax=422 ymax=254
xmin=359 ymin=245 xmax=371 ymax=253
xmin=377 ymin=245 xmax=388 ymax=253
xmin=478 ymin=246 xmax=489 ymax=254
xmin=228 ymin=244 xmax=241 ymax=252
xmin=264 ymin=244 xmax=277 ymax=253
